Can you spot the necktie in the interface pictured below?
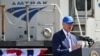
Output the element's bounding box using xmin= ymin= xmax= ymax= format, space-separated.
xmin=67 ymin=34 xmax=72 ymax=50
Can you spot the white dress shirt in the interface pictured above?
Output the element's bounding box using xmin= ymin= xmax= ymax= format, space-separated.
xmin=63 ymin=29 xmax=72 ymax=52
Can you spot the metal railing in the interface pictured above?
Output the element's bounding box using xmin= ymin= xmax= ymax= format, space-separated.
xmin=73 ymin=0 xmax=83 ymax=36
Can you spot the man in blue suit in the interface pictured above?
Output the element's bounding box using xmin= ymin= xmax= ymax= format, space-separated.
xmin=52 ymin=16 xmax=80 ymax=56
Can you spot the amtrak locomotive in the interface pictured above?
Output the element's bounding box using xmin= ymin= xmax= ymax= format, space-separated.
xmin=0 ymin=0 xmax=100 ymax=56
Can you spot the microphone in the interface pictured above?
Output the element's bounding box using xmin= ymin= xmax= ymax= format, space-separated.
xmin=78 ymin=36 xmax=89 ymax=41
xmin=78 ymin=36 xmax=95 ymax=47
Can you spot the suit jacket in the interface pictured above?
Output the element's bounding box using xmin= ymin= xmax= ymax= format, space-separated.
xmin=52 ymin=30 xmax=78 ymax=56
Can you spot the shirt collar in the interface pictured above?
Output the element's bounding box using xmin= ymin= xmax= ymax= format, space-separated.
xmin=62 ymin=29 xmax=70 ymax=36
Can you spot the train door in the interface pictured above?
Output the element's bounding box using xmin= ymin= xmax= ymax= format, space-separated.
xmin=69 ymin=0 xmax=93 ymax=37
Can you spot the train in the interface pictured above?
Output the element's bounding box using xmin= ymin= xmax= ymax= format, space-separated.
xmin=0 ymin=0 xmax=100 ymax=56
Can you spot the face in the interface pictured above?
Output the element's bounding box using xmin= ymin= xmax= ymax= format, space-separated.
xmin=63 ymin=22 xmax=74 ymax=32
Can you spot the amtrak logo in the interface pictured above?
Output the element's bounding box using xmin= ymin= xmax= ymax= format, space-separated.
xmin=6 ymin=7 xmax=46 ymax=21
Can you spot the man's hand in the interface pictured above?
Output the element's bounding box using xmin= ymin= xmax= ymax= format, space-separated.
xmin=71 ymin=44 xmax=81 ymax=51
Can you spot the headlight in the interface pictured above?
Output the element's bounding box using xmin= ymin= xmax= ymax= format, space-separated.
xmin=42 ymin=28 xmax=52 ymax=38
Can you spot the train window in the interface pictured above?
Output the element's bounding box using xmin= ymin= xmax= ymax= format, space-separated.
xmin=76 ymin=0 xmax=91 ymax=11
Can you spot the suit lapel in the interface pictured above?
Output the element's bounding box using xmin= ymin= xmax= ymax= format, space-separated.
xmin=60 ymin=30 xmax=70 ymax=48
